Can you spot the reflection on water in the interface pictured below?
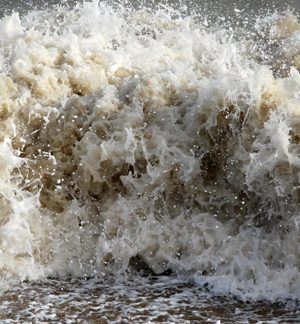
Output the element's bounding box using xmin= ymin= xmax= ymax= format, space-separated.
xmin=0 ymin=277 xmax=299 ymax=323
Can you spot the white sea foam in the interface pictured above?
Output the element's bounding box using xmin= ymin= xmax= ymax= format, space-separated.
xmin=0 ymin=0 xmax=300 ymax=300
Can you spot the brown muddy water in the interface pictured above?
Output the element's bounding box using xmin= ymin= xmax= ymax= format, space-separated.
xmin=1 ymin=277 xmax=300 ymax=323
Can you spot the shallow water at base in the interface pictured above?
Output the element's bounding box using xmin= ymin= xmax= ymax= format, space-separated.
xmin=0 ymin=277 xmax=299 ymax=323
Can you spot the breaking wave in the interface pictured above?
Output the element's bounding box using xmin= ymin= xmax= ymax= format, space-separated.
xmin=0 ymin=0 xmax=300 ymax=300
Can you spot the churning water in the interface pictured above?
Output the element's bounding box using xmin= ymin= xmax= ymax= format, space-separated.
xmin=1 ymin=0 xmax=300 ymax=321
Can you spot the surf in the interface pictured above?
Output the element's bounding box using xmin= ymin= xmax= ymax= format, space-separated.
xmin=0 ymin=0 xmax=300 ymax=300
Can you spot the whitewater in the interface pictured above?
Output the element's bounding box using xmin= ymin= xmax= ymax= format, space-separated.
xmin=1 ymin=1 xmax=300 ymax=315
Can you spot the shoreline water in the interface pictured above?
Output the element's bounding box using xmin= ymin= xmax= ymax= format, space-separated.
xmin=2 ymin=277 xmax=300 ymax=323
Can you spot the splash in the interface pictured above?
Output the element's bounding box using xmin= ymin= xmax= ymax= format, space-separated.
xmin=0 ymin=0 xmax=300 ymax=300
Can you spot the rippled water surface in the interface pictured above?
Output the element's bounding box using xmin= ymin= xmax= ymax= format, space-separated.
xmin=1 ymin=277 xmax=299 ymax=323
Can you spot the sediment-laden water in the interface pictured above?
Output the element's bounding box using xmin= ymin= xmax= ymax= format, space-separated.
xmin=1 ymin=0 xmax=300 ymax=321
xmin=1 ymin=276 xmax=300 ymax=323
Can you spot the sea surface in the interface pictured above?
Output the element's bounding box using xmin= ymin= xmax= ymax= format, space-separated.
xmin=1 ymin=0 xmax=300 ymax=322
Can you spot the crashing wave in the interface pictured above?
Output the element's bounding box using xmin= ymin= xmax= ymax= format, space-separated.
xmin=0 ymin=0 xmax=300 ymax=300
